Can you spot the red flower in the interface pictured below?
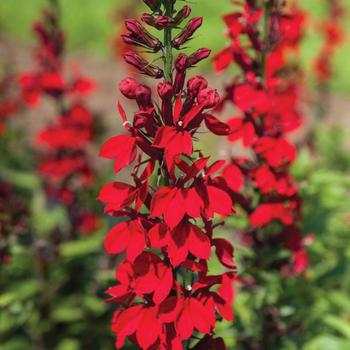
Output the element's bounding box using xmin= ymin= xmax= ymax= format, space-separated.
xmin=250 ymin=203 xmax=295 ymax=227
xmin=149 ymin=221 xmax=211 ymax=266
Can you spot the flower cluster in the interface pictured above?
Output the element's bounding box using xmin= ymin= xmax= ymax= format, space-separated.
xmin=112 ymin=0 xmax=140 ymax=67
xmin=314 ymin=0 xmax=345 ymax=82
xmin=99 ymin=1 xmax=236 ymax=349
xmin=214 ymin=1 xmax=309 ymax=281
xmin=19 ymin=2 xmax=100 ymax=236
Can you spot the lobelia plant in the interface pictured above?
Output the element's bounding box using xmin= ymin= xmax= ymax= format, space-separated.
xmin=98 ymin=1 xmax=237 ymax=349
xmin=214 ymin=1 xmax=310 ymax=348
xmin=313 ymin=0 xmax=345 ymax=84
xmin=18 ymin=0 xmax=100 ymax=237
xmin=313 ymin=0 xmax=345 ymax=120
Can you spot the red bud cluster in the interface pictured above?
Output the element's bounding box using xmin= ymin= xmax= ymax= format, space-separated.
xmin=99 ymin=1 xmax=236 ymax=349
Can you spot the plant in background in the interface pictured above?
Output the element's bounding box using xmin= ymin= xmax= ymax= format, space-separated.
xmin=98 ymin=0 xmax=237 ymax=349
xmin=214 ymin=1 xmax=310 ymax=348
xmin=308 ymin=0 xmax=345 ymax=150
xmin=313 ymin=0 xmax=345 ymax=87
xmin=19 ymin=0 xmax=100 ymax=237
xmin=0 ymin=1 xmax=114 ymax=349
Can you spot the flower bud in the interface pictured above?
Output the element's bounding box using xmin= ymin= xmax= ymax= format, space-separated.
xmin=198 ymin=88 xmax=221 ymax=109
xmin=119 ymin=77 xmax=139 ymax=99
xmin=155 ymin=16 xmax=176 ymax=28
xmin=143 ymin=0 xmax=161 ymax=12
xmin=157 ymin=82 xmax=173 ymax=125
xmin=187 ymin=76 xmax=208 ymax=97
xmin=124 ymin=19 xmax=162 ymax=52
xmin=188 ymin=48 xmax=211 ymax=66
xmin=175 ymin=54 xmax=190 ymax=72
xmin=141 ymin=14 xmax=176 ymax=30
xmin=172 ymin=17 xmax=203 ymax=49
xmin=135 ymin=85 xmax=152 ymax=109
xmin=157 ymin=82 xmax=173 ymax=100
xmin=123 ymin=52 xmax=164 ymax=79
xmin=174 ymin=6 xmax=191 ymax=25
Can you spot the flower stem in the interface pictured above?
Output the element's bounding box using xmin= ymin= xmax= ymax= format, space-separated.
xmin=261 ymin=0 xmax=272 ymax=81
xmin=163 ymin=1 xmax=174 ymax=82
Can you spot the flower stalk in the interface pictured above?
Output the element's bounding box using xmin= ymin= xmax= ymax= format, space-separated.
xmin=99 ymin=1 xmax=237 ymax=349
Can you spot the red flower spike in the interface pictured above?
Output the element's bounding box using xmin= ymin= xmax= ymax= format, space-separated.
xmin=19 ymin=3 xmax=100 ymax=249
xmin=99 ymin=1 xmax=237 ymax=348
xmin=215 ymin=1 xmax=309 ymax=340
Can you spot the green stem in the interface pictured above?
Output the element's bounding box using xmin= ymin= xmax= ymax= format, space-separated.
xmin=261 ymin=0 xmax=272 ymax=81
xmin=163 ymin=1 xmax=174 ymax=82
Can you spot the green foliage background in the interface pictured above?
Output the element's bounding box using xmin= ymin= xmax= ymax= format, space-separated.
xmin=0 ymin=1 xmax=349 ymax=350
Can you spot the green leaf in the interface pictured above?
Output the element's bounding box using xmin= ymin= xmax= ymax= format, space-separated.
xmin=324 ymin=315 xmax=350 ymax=339
xmin=304 ymin=335 xmax=350 ymax=350
xmin=60 ymin=232 xmax=104 ymax=258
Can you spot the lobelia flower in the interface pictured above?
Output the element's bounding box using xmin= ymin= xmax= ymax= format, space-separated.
xmin=19 ymin=1 xmax=100 ymax=237
xmin=214 ymin=0 xmax=310 ymax=346
xmin=98 ymin=1 xmax=237 ymax=349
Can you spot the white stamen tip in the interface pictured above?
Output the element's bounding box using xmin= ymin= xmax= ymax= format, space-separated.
xmin=185 ymin=285 xmax=192 ymax=291
xmin=123 ymin=121 xmax=132 ymax=127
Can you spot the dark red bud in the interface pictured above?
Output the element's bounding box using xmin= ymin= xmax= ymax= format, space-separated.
xmin=187 ymin=76 xmax=208 ymax=97
xmin=175 ymin=54 xmax=190 ymax=72
xmin=188 ymin=48 xmax=211 ymax=66
xmin=197 ymin=88 xmax=221 ymax=109
xmin=155 ymin=16 xmax=176 ymax=28
xmin=174 ymin=71 xmax=186 ymax=94
xmin=172 ymin=17 xmax=203 ymax=49
xmin=123 ymin=52 xmax=164 ymax=79
xmin=157 ymin=82 xmax=173 ymax=100
xmin=142 ymin=0 xmax=161 ymax=11
xmin=141 ymin=14 xmax=176 ymax=29
xmin=119 ymin=77 xmax=139 ymax=99
xmin=174 ymin=6 xmax=192 ymax=25
xmin=135 ymin=85 xmax=152 ymax=109
xmin=124 ymin=19 xmax=162 ymax=51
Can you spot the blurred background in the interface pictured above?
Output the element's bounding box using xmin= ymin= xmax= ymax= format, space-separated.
xmin=0 ymin=1 xmax=350 ymax=350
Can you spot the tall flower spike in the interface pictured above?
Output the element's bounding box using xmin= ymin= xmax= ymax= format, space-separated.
xmin=215 ymin=0 xmax=309 ymax=347
xmin=19 ymin=0 xmax=100 ymax=237
xmin=99 ymin=1 xmax=237 ymax=349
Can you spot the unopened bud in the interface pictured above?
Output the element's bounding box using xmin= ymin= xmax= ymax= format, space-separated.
xmin=188 ymin=48 xmax=211 ymax=66
xmin=172 ymin=17 xmax=203 ymax=49
xmin=174 ymin=6 xmax=191 ymax=25
xmin=119 ymin=77 xmax=139 ymax=99
xmin=143 ymin=0 xmax=161 ymax=12
xmin=187 ymin=76 xmax=208 ymax=97
xmin=198 ymin=88 xmax=220 ymax=109
xmin=124 ymin=19 xmax=162 ymax=52
xmin=157 ymin=81 xmax=173 ymax=100
xmin=123 ymin=52 xmax=164 ymax=79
